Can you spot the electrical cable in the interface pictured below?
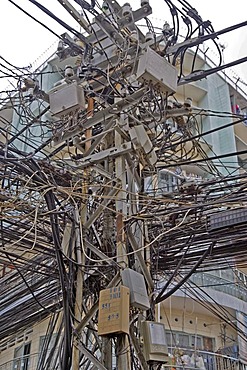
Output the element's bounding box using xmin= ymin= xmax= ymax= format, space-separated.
xmin=7 ymin=0 xmax=63 ymax=40
xmin=26 ymin=0 xmax=88 ymax=45
xmin=1 ymin=2 xmax=247 ymax=368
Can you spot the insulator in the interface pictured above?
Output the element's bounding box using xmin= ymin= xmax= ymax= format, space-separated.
xmin=184 ymin=97 xmax=193 ymax=108
xmin=102 ymin=1 xmax=109 ymax=11
xmin=23 ymin=78 xmax=36 ymax=88
xmin=163 ymin=21 xmax=172 ymax=36
xmin=122 ymin=3 xmax=132 ymax=17
xmin=167 ymin=98 xmax=174 ymax=109
xmin=64 ymin=65 xmax=74 ymax=77
xmin=130 ymin=30 xmax=138 ymax=42
xmin=57 ymin=40 xmax=64 ymax=51
xmin=141 ymin=0 xmax=149 ymax=6
xmin=145 ymin=32 xmax=154 ymax=42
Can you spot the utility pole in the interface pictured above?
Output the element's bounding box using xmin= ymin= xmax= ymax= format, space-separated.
xmin=72 ymin=97 xmax=94 ymax=370
xmin=72 ymin=212 xmax=84 ymax=370
xmin=13 ymin=0 xmax=222 ymax=368
xmin=115 ymin=118 xmax=131 ymax=369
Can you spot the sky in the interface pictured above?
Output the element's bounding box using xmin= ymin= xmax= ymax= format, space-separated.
xmin=0 ymin=0 xmax=247 ymax=91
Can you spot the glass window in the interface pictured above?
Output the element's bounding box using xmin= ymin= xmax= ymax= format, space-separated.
xmin=191 ymin=335 xmax=202 ymax=349
xmin=13 ymin=342 xmax=31 ymax=370
xmin=166 ymin=332 xmax=176 ymax=347
xmin=178 ymin=334 xmax=189 ymax=347
xmin=38 ymin=334 xmax=57 ymax=368
xmin=166 ymin=331 xmax=215 ymax=352
xmin=203 ymin=337 xmax=214 ymax=352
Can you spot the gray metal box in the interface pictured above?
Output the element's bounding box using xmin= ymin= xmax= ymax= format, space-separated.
xmin=49 ymin=82 xmax=85 ymax=117
xmin=122 ymin=268 xmax=150 ymax=310
xmin=136 ymin=47 xmax=177 ymax=94
xmin=141 ymin=321 xmax=169 ymax=363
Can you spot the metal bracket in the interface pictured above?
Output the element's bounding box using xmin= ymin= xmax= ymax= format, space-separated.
xmin=57 ymin=0 xmax=90 ymax=34
xmin=76 ymin=142 xmax=132 ymax=169
xmin=95 ymin=14 xmax=125 ymax=47
xmin=52 ymin=88 xmax=146 ymax=145
xmin=127 ymin=229 xmax=154 ymax=290
xmin=75 ymin=341 xmax=108 ymax=370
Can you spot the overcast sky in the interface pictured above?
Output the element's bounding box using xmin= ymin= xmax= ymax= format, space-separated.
xmin=0 ymin=0 xmax=246 ymax=89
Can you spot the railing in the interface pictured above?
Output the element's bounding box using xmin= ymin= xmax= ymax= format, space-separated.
xmin=164 ymin=347 xmax=246 ymax=370
xmin=0 ymin=349 xmax=245 ymax=370
xmin=189 ymin=272 xmax=247 ymax=301
xmin=0 ymin=354 xmax=39 ymax=370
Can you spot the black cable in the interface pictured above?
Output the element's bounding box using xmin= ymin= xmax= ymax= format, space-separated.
xmin=0 ymin=151 xmax=73 ymax=369
xmin=0 ymin=55 xmax=31 ymax=73
xmin=7 ymin=0 xmax=85 ymax=56
xmin=73 ymin=0 xmax=96 ymax=11
xmin=160 ymin=146 xmax=247 ymax=169
xmin=26 ymin=0 xmax=88 ymax=44
xmin=161 ymin=116 xmax=246 ymax=152
xmin=155 ymin=243 xmax=214 ymax=303
xmin=164 ymin=0 xmax=180 ymax=44
xmin=180 ymin=55 xmax=247 ymax=84
xmin=183 ymin=279 xmax=247 ymax=341
xmin=4 ymin=253 xmax=55 ymax=313
xmin=7 ymin=0 xmax=63 ymax=40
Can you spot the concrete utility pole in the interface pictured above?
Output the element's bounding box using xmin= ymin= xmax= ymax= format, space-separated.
xmin=73 ymin=98 xmax=93 ymax=370
xmin=115 ymin=118 xmax=131 ymax=368
xmin=72 ymin=214 xmax=84 ymax=370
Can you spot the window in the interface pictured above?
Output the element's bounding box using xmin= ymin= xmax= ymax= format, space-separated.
xmin=203 ymin=337 xmax=214 ymax=352
xmin=13 ymin=342 xmax=31 ymax=370
xmin=166 ymin=331 xmax=215 ymax=352
xmin=38 ymin=334 xmax=58 ymax=368
xmin=166 ymin=332 xmax=176 ymax=347
xmin=191 ymin=335 xmax=202 ymax=349
xmin=236 ymin=270 xmax=247 ymax=286
xmin=178 ymin=334 xmax=189 ymax=347
xmin=158 ymin=172 xmax=180 ymax=193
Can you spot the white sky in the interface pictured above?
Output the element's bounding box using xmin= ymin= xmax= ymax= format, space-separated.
xmin=0 ymin=0 xmax=247 ymax=88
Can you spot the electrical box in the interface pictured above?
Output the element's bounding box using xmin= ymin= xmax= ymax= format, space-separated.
xmin=141 ymin=321 xmax=169 ymax=363
xmin=49 ymin=82 xmax=85 ymax=117
xmin=122 ymin=268 xmax=150 ymax=310
xmin=98 ymin=286 xmax=130 ymax=336
xmin=129 ymin=125 xmax=157 ymax=166
xmin=136 ymin=47 xmax=177 ymax=94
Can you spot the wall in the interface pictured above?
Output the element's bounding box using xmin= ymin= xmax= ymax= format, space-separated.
xmin=159 ymin=297 xmax=238 ymax=352
xmin=199 ymin=73 xmax=239 ymax=176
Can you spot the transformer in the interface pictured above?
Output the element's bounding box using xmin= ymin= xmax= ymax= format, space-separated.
xmin=136 ymin=47 xmax=177 ymax=94
xmin=49 ymin=82 xmax=85 ymax=117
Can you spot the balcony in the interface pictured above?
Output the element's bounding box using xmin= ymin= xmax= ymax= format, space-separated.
xmin=0 ymin=352 xmax=58 ymax=370
xmin=189 ymin=272 xmax=247 ymax=302
xmin=1 ymin=350 xmax=245 ymax=370
xmin=164 ymin=347 xmax=246 ymax=370
xmin=0 ymin=354 xmax=38 ymax=370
